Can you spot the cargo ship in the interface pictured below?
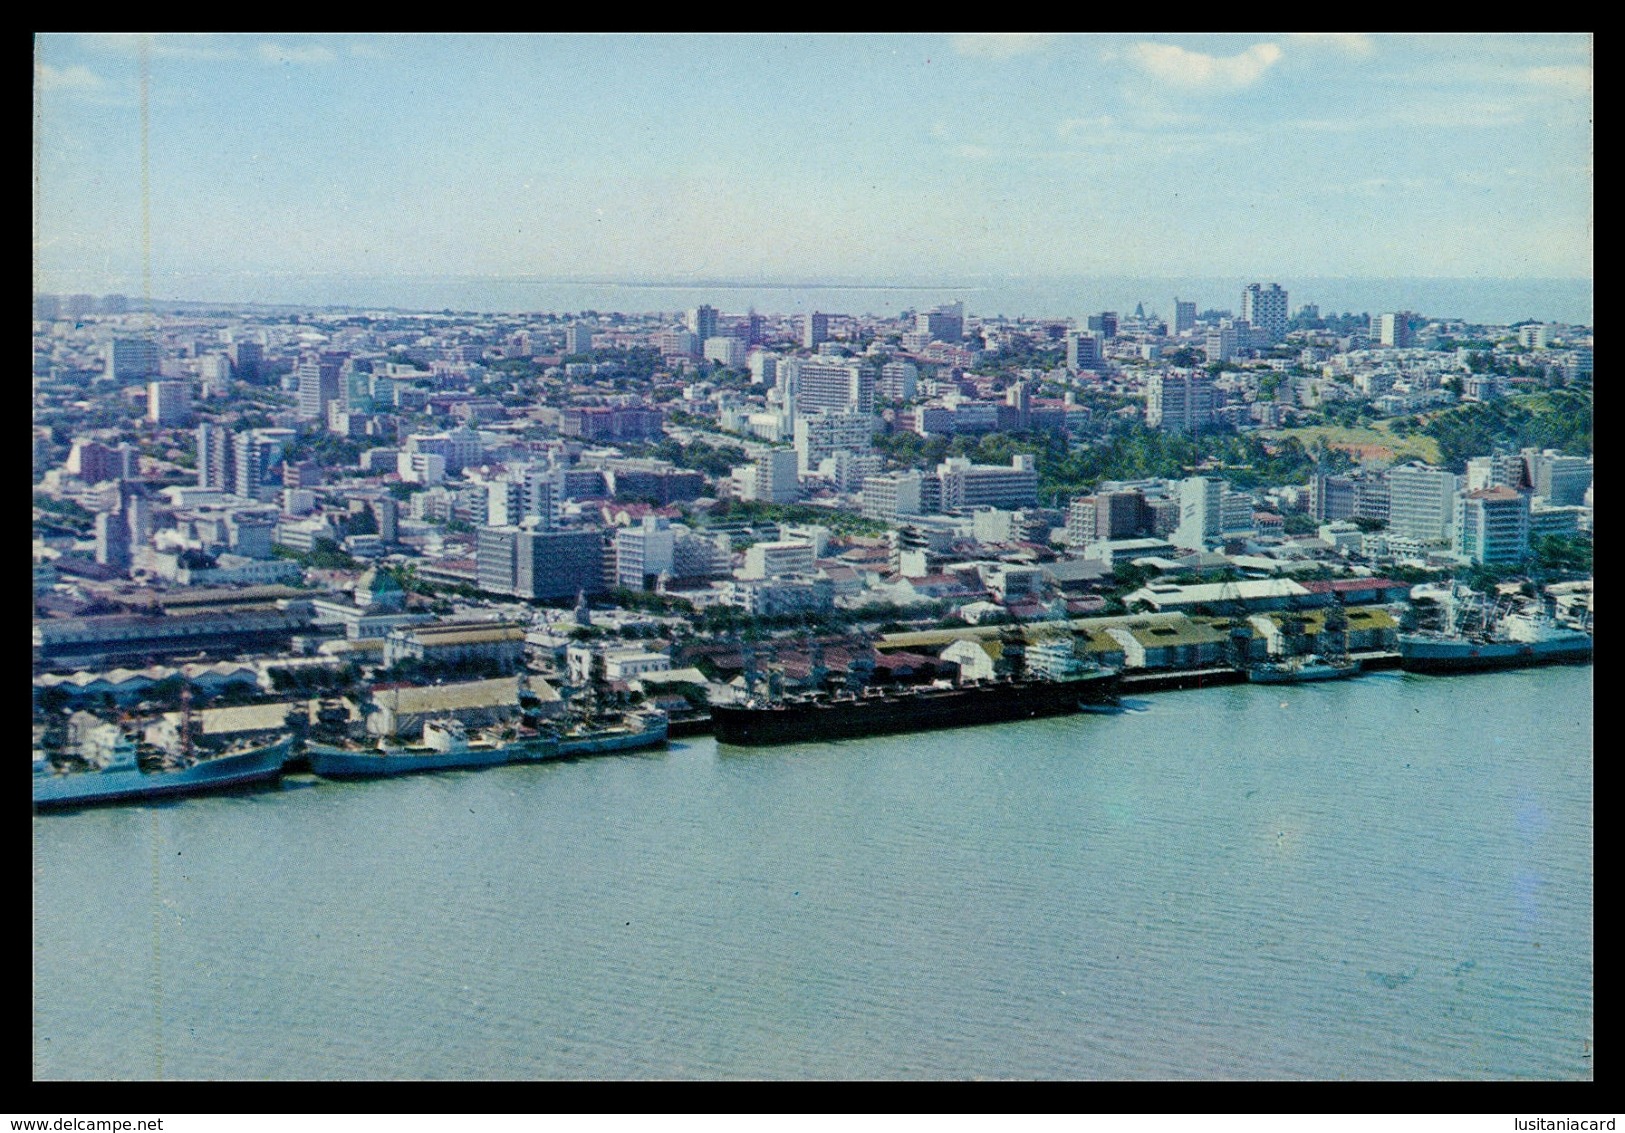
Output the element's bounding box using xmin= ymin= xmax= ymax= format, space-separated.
xmin=306 ymin=717 xmax=558 ymax=778
xmin=552 ymin=710 xmax=668 ymax=756
xmin=1400 ymin=606 xmax=1592 ymax=674
xmin=711 ymin=668 xmax=1121 ymax=746
xmin=33 ymin=731 xmax=292 ymax=810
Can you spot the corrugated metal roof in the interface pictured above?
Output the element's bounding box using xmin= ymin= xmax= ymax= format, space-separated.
xmin=374 ymin=677 xmax=521 ymax=714
xmin=400 ymin=626 xmax=526 ymax=647
xmin=160 ymin=702 xmax=296 ymax=735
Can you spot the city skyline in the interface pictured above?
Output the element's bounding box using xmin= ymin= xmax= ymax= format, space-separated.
xmin=34 ymin=33 xmax=1592 ymax=298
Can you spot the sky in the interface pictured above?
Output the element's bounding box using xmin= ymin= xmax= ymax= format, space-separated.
xmin=33 ymin=33 xmax=1593 ymax=297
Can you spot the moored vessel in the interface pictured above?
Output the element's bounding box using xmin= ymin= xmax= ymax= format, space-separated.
xmin=33 ymin=731 xmax=292 ymax=810
xmin=1399 ymin=590 xmax=1593 ymax=674
xmin=1248 ymin=654 xmax=1363 ymax=684
xmin=711 ymin=668 xmax=1121 ymax=746
xmin=306 ymin=717 xmax=558 ymax=778
xmin=551 ymin=709 xmax=669 ymax=756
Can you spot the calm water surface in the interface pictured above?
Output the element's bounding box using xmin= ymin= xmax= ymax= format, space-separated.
xmin=33 ymin=667 xmax=1592 ymax=1080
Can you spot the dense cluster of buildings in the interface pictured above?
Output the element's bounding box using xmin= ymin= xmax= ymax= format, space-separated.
xmin=33 ymin=284 xmax=1591 ymax=711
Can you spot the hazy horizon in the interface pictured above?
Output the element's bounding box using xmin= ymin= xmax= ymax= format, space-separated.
xmin=35 ymin=33 xmax=1591 ymax=299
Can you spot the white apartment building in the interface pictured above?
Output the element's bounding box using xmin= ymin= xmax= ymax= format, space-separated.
xmin=704 ymin=336 xmax=747 ymax=368
xmin=1146 ymin=371 xmax=1216 ymax=434
xmin=737 ymin=449 xmax=800 ymax=504
xmin=935 ymin=455 xmax=1039 ymax=512
xmin=397 ymin=451 xmax=447 ymax=485
xmin=1455 ymin=486 xmax=1530 ymax=565
xmin=1241 ymin=283 xmax=1289 ymax=343
xmin=782 ymin=357 xmax=876 ymax=415
xmin=614 ymin=515 xmax=677 ymax=590
xmin=740 ymin=539 xmax=817 ymax=580
xmin=862 ymin=471 xmax=925 ymax=523
xmin=1387 ymin=462 xmax=1459 ymax=545
xmin=793 ymin=410 xmax=875 ymax=475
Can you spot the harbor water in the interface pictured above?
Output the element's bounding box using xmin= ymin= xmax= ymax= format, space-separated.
xmin=32 ymin=666 xmax=1592 ymax=1080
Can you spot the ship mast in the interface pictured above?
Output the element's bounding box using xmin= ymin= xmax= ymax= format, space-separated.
xmin=179 ymin=683 xmax=195 ymax=762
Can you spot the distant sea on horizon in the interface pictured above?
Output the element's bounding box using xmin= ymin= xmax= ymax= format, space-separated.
xmin=121 ymin=273 xmax=1593 ymax=329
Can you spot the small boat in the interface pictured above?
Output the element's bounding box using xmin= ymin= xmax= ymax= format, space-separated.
xmin=1248 ymin=655 xmax=1363 ymax=684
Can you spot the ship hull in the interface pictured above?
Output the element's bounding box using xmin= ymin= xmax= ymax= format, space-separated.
xmin=1249 ymin=660 xmax=1363 ymax=684
xmin=556 ymin=717 xmax=668 ymax=756
xmin=33 ymin=738 xmax=291 ymax=811
xmin=711 ymin=673 xmax=1120 ymax=747
xmin=306 ymin=737 xmax=557 ymax=778
xmin=1399 ymin=635 xmax=1593 ymax=674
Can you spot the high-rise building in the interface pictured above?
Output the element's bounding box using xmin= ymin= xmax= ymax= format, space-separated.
xmin=1087 ymin=312 xmax=1119 ymax=340
xmin=228 ymin=338 xmax=264 ymax=383
xmin=1204 ymin=325 xmax=1240 ymax=363
xmin=1455 ymin=486 xmax=1530 ymax=565
xmin=1374 ymin=312 xmax=1417 ymax=349
xmin=95 ymin=509 xmax=129 ymax=570
xmin=614 ymin=515 xmax=677 ymax=590
xmin=233 ymin=432 xmax=276 ymax=501
xmin=147 ymin=380 xmax=193 ymax=426
xmin=916 ymin=304 xmax=964 ymax=343
xmin=341 ymin=367 xmax=375 ymax=414
xmin=879 ymin=360 xmax=918 ymax=402
xmin=704 ymin=336 xmax=747 ymax=368
xmin=196 ymin=423 xmax=234 ymax=491
xmin=742 ymin=449 xmax=800 ymax=504
xmin=793 ymin=410 xmax=875 ymax=475
xmin=802 ymin=311 xmax=830 ymax=349
xmin=107 ymin=338 xmax=160 ymax=382
xmin=66 ymin=440 xmax=120 ymax=484
xmin=1465 ymin=454 xmax=1529 ymax=493
xmin=296 ymin=351 xmax=346 ymax=421
xmin=862 ymin=471 xmax=925 ymax=522
xmin=1241 ymin=283 xmax=1289 ymax=344
xmin=1521 ymin=448 xmax=1591 ymax=506
xmin=476 ymin=525 xmax=522 ymax=595
xmin=1065 ymin=332 xmax=1101 ymax=370
xmin=658 ymin=329 xmax=700 ymax=359
xmin=1173 ymin=299 xmax=1197 ymax=335
xmin=748 ymin=351 xmax=780 ymax=388
xmin=519 ymin=529 xmax=607 ymax=600
xmin=782 ymin=357 xmax=876 ymax=416
xmin=1173 ymin=476 xmax=1222 ymax=549
xmin=936 ymin=455 xmax=1038 ymax=512
xmin=373 ymin=496 xmax=399 ymax=543
xmin=1065 ymin=496 xmax=1098 ymax=545
xmin=1096 ymin=490 xmax=1145 ymax=539
xmin=563 ymin=323 xmax=595 ymax=355
xmin=688 ymin=305 xmax=719 ymax=342
xmin=1147 ymin=371 xmax=1217 ymax=434
xmin=1311 ymin=471 xmax=1356 ymax=522
xmin=1387 ymin=462 xmax=1459 ymax=545
xmin=126 ymin=494 xmax=153 ymax=547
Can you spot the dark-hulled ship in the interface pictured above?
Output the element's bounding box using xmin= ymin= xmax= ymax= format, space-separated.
xmin=711 ymin=637 xmax=1121 ymax=746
